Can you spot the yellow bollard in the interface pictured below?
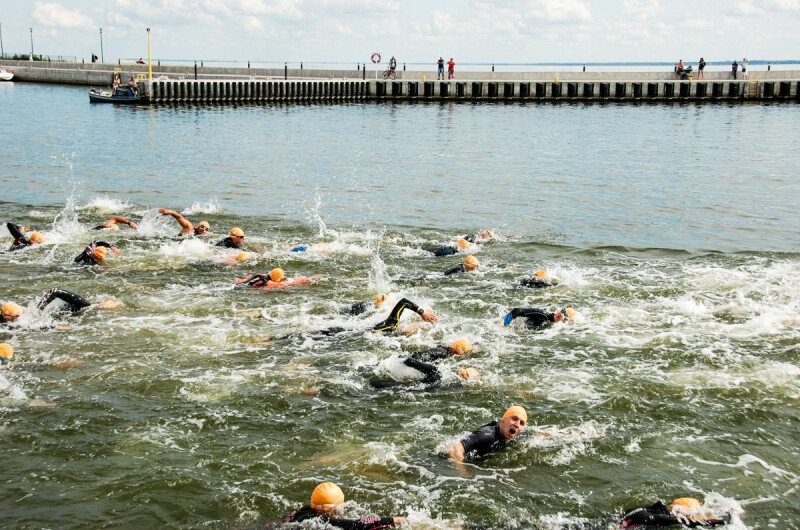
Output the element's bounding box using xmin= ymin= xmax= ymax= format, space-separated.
xmin=422 ymin=75 xmax=427 ymax=81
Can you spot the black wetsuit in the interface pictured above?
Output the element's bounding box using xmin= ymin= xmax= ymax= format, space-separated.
xmin=372 ymin=298 xmax=425 ymax=332
xmin=215 ymin=236 xmax=241 ymax=249
xmin=74 ymin=241 xmax=115 ymax=265
xmin=459 ymin=421 xmax=508 ymax=460
xmin=507 ymin=308 xmax=556 ymax=329
xmin=431 ymin=245 xmax=458 ymax=256
xmin=37 ymin=288 xmax=91 ymax=313
xmin=285 ymin=505 xmax=396 ymax=530
xmin=620 ymin=501 xmax=731 ymax=528
xmin=237 ymin=274 xmax=271 ymax=288
xmin=520 ymin=277 xmax=558 ymax=288
xmin=347 ymin=301 xmax=371 ymax=316
xmin=371 ymin=346 xmax=450 ymax=388
xmin=7 ymin=222 xmax=31 ymax=251
xmin=444 ymin=264 xmax=466 ymax=276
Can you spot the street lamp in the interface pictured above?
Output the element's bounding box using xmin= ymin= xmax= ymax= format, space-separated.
xmin=99 ymin=28 xmax=104 ymax=63
xmin=1 ymin=23 xmax=5 ymax=58
xmin=29 ymin=27 xmax=33 ymax=59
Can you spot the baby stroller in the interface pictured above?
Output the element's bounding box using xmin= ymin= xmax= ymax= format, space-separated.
xmin=677 ymin=65 xmax=694 ymax=80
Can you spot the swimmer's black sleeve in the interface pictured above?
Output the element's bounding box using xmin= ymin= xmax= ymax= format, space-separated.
xmin=620 ymin=501 xmax=731 ymax=528
xmin=37 ymin=288 xmax=91 ymax=312
xmin=432 ymin=245 xmax=457 ymax=256
xmin=215 ymin=237 xmax=240 ymax=248
xmin=402 ymin=357 xmax=442 ymax=385
xmin=74 ymin=250 xmax=95 ymax=264
xmin=286 ymin=506 xmax=397 ymax=529
xmin=444 ymin=264 xmax=466 ymax=276
xmin=348 ymin=301 xmax=371 ymax=316
xmin=409 ymin=346 xmax=450 ymax=363
xmin=94 ymin=241 xmax=114 ymax=249
xmin=508 ymin=308 xmax=554 ymax=328
xmin=520 ymin=278 xmax=556 ymax=288
xmin=464 ymin=234 xmax=477 ymax=244
xmin=7 ymin=222 xmax=29 ymax=247
xmin=460 ymin=421 xmax=505 ymax=459
xmin=372 ymin=298 xmax=424 ymax=332
xmin=244 ymin=274 xmax=269 ymax=287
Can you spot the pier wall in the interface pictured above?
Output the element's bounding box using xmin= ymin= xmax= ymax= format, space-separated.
xmin=138 ymin=79 xmax=800 ymax=103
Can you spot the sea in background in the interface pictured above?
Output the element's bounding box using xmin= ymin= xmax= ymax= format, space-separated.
xmin=0 ymin=82 xmax=798 ymax=529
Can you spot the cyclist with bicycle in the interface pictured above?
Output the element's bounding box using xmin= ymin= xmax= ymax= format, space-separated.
xmin=389 ymin=56 xmax=397 ymax=72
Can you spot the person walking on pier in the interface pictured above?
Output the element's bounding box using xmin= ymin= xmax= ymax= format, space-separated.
xmin=437 ymin=57 xmax=445 ymax=80
xmin=447 ymin=57 xmax=456 ymax=80
xmin=731 ymin=60 xmax=738 ymax=79
xmin=742 ymin=57 xmax=749 ymax=79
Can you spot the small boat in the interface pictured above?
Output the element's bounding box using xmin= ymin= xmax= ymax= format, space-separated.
xmin=0 ymin=67 xmax=14 ymax=81
xmin=89 ymin=86 xmax=142 ymax=104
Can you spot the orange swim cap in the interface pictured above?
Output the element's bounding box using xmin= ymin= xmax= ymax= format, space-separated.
xmin=502 ymin=405 xmax=528 ymax=423
xmin=229 ymin=227 xmax=244 ymax=237
xmin=374 ymin=293 xmax=388 ymax=308
xmin=457 ymin=239 xmax=469 ymax=250
xmin=458 ymin=367 xmax=480 ymax=381
xmin=236 ymin=252 xmax=249 ymax=261
xmin=268 ymin=268 xmax=285 ymax=282
xmin=565 ymin=307 xmax=576 ymax=321
xmin=0 ymin=343 xmax=14 ymax=363
xmin=669 ymin=498 xmax=702 ymax=512
xmin=2 ymin=302 xmax=23 ymax=320
xmin=310 ymin=482 xmax=345 ymax=510
xmin=463 ymin=255 xmax=479 ymax=271
xmin=534 ymin=269 xmax=547 ymax=279
xmin=197 ymin=221 xmax=210 ymax=229
xmin=28 ymin=232 xmax=45 ymax=244
xmin=449 ymin=338 xmax=473 ymax=355
xmin=93 ymin=246 xmax=108 ymax=262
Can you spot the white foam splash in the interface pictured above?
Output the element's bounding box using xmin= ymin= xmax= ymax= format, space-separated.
xmin=77 ymin=196 xmax=132 ymax=213
xmin=181 ymin=199 xmax=221 ymax=215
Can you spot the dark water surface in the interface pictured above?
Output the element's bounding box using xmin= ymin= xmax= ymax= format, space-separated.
xmin=1 ymin=82 xmax=798 ymax=529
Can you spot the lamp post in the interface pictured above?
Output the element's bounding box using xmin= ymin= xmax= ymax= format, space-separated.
xmin=1 ymin=23 xmax=4 ymax=58
xmin=146 ymin=27 xmax=152 ymax=80
xmin=99 ymin=28 xmax=104 ymax=63
xmin=29 ymin=27 xmax=34 ymax=59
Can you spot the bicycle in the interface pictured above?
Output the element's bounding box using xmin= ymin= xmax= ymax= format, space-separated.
xmin=382 ymin=68 xmax=397 ymax=80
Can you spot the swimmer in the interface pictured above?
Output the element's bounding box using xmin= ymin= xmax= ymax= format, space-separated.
xmin=373 ymin=298 xmax=437 ymax=332
xmin=0 ymin=343 xmax=14 ymax=367
xmin=464 ymin=229 xmax=495 ymax=244
xmin=290 ymin=242 xmax=331 ymax=252
xmin=6 ymin=222 xmax=45 ymax=251
xmin=234 ymin=268 xmax=312 ymax=289
xmin=503 ymin=307 xmax=576 ymax=329
xmin=93 ymin=216 xmax=138 ymax=230
xmin=216 ymin=251 xmax=254 ymax=267
xmin=520 ymin=269 xmax=559 ymax=288
xmin=346 ymin=293 xmax=391 ymax=316
xmin=1 ymin=288 xmax=91 ymax=325
xmin=430 ymin=238 xmax=470 ymax=256
xmin=74 ymin=241 xmax=121 ymax=265
xmin=215 ymin=227 xmax=245 ymax=248
xmin=448 ymin=405 xmax=527 ymax=463
xmin=284 ymin=482 xmax=404 ymax=529
xmin=620 ymin=497 xmax=733 ymax=528
xmin=372 ymin=338 xmax=477 ymax=388
xmin=444 ymin=255 xmax=480 ymax=276
xmin=158 ymin=208 xmax=210 ymax=236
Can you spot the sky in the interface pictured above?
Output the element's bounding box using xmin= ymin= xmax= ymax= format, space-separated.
xmin=0 ymin=0 xmax=799 ymax=64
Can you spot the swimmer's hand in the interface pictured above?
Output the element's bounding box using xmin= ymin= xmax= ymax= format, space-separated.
xmin=393 ymin=517 xmax=406 ymax=525
xmin=109 ymin=245 xmax=122 ymax=256
xmin=158 ymin=208 xmax=174 ymax=216
xmin=503 ymin=313 xmax=513 ymax=326
xmin=421 ymin=309 xmax=437 ymax=324
xmin=129 ymin=222 xmax=138 ymax=230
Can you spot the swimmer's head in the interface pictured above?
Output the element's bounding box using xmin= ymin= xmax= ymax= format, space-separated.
xmin=0 ymin=343 xmax=13 ymax=364
xmin=268 ymin=268 xmax=285 ymax=282
xmin=499 ymin=405 xmax=527 ymax=439
xmin=2 ymin=302 xmax=23 ymax=322
xmin=558 ymin=307 xmax=576 ymax=322
xmin=669 ymin=498 xmax=702 ymax=514
xmin=534 ymin=269 xmax=547 ymax=279
xmin=29 ymin=232 xmax=45 ymax=244
xmin=374 ymin=293 xmax=388 ymax=308
xmin=93 ymin=246 xmax=108 ymax=262
xmin=229 ymin=227 xmax=244 ymax=238
xmin=195 ymin=221 xmax=210 ymax=235
xmin=479 ymin=230 xmax=494 ymax=240
xmin=463 ymin=255 xmax=479 ymax=271
xmin=458 ymin=367 xmax=480 ymax=381
xmin=236 ymin=251 xmax=250 ymax=262
xmin=456 ymin=239 xmax=469 ymax=250
xmin=311 ymin=482 xmax=345 ymax=513
xmin=449 ymin=338 xmax=473 ymax=356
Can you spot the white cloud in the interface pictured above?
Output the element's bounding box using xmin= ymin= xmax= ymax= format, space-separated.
xmin=240 ymin=15 xmax=264 ymax=31
xmin=622 ymin=0 xmax=662 ymax=19
xmin=315 ymin=0 xmax=399 ymax=14
xmin=32 ymin=2 xmax=94 ymax=29
xmin=767 ymin=0 xmax=800 ymax=11
xmin=526 ymin=0 xmax=591 ymax=23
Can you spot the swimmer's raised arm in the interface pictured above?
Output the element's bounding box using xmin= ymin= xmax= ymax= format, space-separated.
xmin=158 ymin=208 xmax=193 ymax=234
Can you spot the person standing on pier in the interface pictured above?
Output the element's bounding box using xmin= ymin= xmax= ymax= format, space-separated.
xmin=741 ymin=57 xmax=749 ymax=79
xmin=447 ymin=57 xmax=456 ymax=79
xmin=731 ymin=60 xmax=738 ymax=79
xmin=698 ymin=57 xmax=706 ymax=79
xmin=437 ymin=57 xmax=445 ymax=79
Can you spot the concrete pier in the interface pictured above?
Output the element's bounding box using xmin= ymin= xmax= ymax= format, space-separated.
xmin=2 ymin=60 xmax=798 ymax=104
xmin=137 ymin=78 xmax=800 ymax=103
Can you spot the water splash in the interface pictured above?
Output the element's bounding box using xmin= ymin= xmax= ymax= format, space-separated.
xmin=181 ymin=199 xmax=221 ymax=216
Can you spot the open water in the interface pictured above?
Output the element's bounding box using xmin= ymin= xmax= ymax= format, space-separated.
xmin=1 ymin=82 xmax=799 ymax=529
